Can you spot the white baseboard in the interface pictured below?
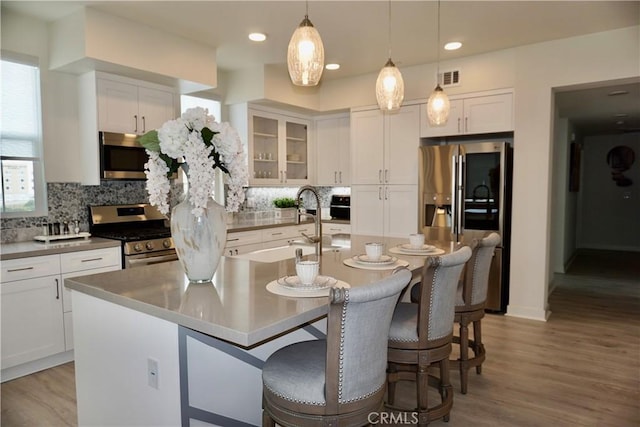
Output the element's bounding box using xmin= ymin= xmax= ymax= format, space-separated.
xmin=1 ymin=350 xmax=74 ymax=383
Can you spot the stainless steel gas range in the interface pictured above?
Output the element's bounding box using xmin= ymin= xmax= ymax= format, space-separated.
xmin=89 ymin=204 xmax=177 ymax=268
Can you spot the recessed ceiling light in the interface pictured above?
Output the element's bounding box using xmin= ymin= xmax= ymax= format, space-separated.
xmin=325 ymin=63 xmax=340 ymax=71
xmin=608 ymin=90 xmax=629 ymax=96
xmin=614 ymin=113 xmax=628 ymax=117
xmin=444 ymin=42 xmax=462 ymax=51
xmin=248 ymin=33 xmax=266 ymax=42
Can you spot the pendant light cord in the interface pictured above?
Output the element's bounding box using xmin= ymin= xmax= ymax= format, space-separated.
xmin=388 ymin=0 xmax=392 ymax=59
xmin=436 ymin=0 xmax=441 ymax=78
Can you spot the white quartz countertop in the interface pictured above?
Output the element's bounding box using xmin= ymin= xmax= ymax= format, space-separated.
xmin=65 ymin=235 xmax=459 ymax=348
xmin=1 ymin=237 xmax=122 ymax=260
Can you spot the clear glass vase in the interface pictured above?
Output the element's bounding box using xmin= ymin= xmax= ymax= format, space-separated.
xmin=171 ymin=196 xmax=227 ymax=283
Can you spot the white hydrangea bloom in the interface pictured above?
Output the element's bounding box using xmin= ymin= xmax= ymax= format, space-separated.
xmin=144 ymin=151 xmax=171 ymax=214
xmin=144 ymin=107 xmax=248 ymax=217
xmin=158 ymin=118 xmax=188 ymax=158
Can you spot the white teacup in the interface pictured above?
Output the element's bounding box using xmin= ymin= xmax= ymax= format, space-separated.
xmin=365 ymin=242 xmax=384 ymax=261
xmin=409 ymin=233 xmax=425 ymax=249
xmin=296 ymin=260 xmax=320 ymax=285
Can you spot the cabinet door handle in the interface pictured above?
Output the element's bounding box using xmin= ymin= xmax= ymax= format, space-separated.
xmin=465 ymin=117 xmax=468 ymax=133
xmin=334 ymin=171 xmax=337 ymax=184
xmin=379 ymin=169 xmax=382 ymax=183
xmin=339 ymin=171 xmax=342 ymax=183
xmin=283 ymin=170 xmax=287 ymax=183
xmin=272 ymin=232 xmax=283 ymax=236
xmin=134 ymin=115 xmax=138 ymax=133
xmin=280 ymin=171 xmax=283 ymax=183
xmin=142 ymin=116 xmax=146 ymax=133
xmin=7 ymin=266 xmax=34 ymax=272
xmin=378 ymin=186 xmax=382 ymax=200
xmin=457 ymin=117 xmax=461 ymax=133
xmin=385 ymin=169 xmax=389 ymax=183
xmin=81 ymin=257 xmax=103 ymax=263
xmin=234 ymin=249 xmax=239 ymax=255
xmin=385 ymin=187 xmax=389 ymax=200
xmin=55 ymin=278 xmax=60 ymax=300
xmin=227 ymin=238 xmax=240 ymax=243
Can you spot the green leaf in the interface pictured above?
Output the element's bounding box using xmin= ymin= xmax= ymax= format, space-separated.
xmin=201 ymin=127 xmax=218 ymax=146
xmin=137 ymin=130 xmax=161 ymax=152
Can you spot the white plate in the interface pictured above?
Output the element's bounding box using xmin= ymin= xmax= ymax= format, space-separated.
xmin=352 ymin=254 xmax=397 ymax=265
xmin=399 ymin=243 xmax=436 ymax=252
xmin=277 ymin=275 xmax=337 ymax=291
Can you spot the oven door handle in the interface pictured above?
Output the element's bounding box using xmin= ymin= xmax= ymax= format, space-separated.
xmin=127 ymin=253 xmax=179 ymax=266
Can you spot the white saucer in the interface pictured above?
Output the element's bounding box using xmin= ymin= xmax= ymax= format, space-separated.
xmin=277 ymin=275 xmax=337 ymax=291
xmin=352 ymin=254 xmax=397 ymax=265
xmin=400 ymin=243 xmax=436 ymax=252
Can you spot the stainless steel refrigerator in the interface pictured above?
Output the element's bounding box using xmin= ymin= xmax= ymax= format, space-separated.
xmin=418 ymin=141 xmax=513 ymax=312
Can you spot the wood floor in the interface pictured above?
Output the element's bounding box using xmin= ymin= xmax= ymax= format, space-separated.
xmin=2 ymin=249 xmax=639 ymax=426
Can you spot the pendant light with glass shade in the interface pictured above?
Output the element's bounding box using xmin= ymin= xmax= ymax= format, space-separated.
xmin=376 ymin=0 xmax=404 ymax=111
xmin=287 ymin=0 xmax=325 ymax=86
xmin=426 ymin=0 xmax=450 ymax=125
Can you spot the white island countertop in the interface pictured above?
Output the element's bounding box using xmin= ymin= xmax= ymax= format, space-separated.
xmin=65 ymin=235 xmax=459 ymax=348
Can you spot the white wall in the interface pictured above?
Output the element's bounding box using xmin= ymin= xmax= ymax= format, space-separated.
xmin=507 ymin=26 xmax=639 ymax=320
xmin=577 ymin=132 xmax=640 ymax=251
xmin=1 ymin=10 xmax=82 ymax=183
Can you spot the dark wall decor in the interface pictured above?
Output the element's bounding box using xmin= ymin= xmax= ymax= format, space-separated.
xmin=606 ymin=145 xmax=635 ymax=187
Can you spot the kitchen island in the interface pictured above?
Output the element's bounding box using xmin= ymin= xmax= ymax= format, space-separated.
xmin=65 ymin=235 xmax=458 ymax=426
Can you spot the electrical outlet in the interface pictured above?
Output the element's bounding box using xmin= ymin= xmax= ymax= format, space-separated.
xmin=147 ymin=358 xmax=159 ymax=389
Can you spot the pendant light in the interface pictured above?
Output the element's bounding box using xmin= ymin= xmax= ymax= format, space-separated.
xmin=287 ymin=0 xmax=325 ymax=86
xmin=426 ymin=0 xmax=450 ymax=125
xmin=375 ymin=0 xmax=404 ymax=111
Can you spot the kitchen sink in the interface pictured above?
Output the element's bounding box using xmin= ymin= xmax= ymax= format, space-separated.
xmin=232 ymin=244 xmax=340 ymax=263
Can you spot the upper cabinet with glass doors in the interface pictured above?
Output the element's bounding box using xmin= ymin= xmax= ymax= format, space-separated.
xmin=248 ymin=109 xmax=311 ymax=186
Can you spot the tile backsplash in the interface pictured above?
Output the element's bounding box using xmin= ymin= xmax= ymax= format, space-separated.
xmin=1 ymin=183 xmax=349 ymax=243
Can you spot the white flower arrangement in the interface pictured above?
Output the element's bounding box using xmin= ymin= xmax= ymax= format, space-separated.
xmin=138 ymin=107 xmax=248 ymax=217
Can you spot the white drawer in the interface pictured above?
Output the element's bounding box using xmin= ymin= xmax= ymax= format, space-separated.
xmin=261 ymin=227 xmax=296 ymax=241
xmin=1 ymin=255 xmax=61 ymax=282
xmin=60 ymin=247 xmax=121 ymax=274
xmin=225 ymin=230 xmax=262 ymax=248
xmin=323 ymin=223 xmax=351 ymax=235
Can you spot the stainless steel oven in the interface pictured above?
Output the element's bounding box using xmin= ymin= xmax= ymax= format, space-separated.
xmin=89 ymin=204 xmax=177 ymax=269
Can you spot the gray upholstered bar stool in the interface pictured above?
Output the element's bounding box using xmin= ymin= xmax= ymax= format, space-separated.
xmin=386 ymin=246 xmax=472 ymax=426
xmin=451 ymin=232 xmax=501 ymax=394
xmin=262 ymin=268 xmax=412 ymax=427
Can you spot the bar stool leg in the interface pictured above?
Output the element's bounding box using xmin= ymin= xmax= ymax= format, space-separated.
xmin=459 ymin=319 xmax=470 ymax=394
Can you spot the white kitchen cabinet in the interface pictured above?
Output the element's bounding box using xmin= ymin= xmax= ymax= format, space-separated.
xmin=351 ymin=104 xmax=420 ymax=186
xmin=225 ymin=230 xmax=263 ymax=256
xmin=322 ymin=222 xmax=351 ymax=235
xmin=261 ymin=224 xmax=315 ymax=249
xmin=420 ymin=92 xmax=513 ymax=137
xmin=1 ymin=255 xmax=64 ymax=370
xmin=232 ymin=107 xmax=311 ymax=186
xmin=1 ymin=247 xmax=121 ymax=379
xmin=350 ymin=185 xmax=418 ymax=238
xmin=60 ymin=247 xmax=121 ymax=350
xmin=97 ymin=76 xmax=177 ymax=135
xmin=315 ymin=114 xmax=350 ymax=186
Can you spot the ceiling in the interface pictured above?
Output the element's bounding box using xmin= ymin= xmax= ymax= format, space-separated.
xmin=3 ymin=0 xmax=640 ymax=136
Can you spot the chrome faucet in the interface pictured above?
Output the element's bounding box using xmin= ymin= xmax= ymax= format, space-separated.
xmin=295 ymin=185 xmax=323 ymax=256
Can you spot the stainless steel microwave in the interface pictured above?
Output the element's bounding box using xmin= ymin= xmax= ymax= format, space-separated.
xmin=100 ymin=132 xmax=148 ymax=180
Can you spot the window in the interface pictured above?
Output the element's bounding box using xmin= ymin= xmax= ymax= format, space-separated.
xmin=1 ymin=52 xmax=47 ymax=216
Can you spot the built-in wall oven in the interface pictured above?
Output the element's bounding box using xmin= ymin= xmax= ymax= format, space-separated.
xmin=89 ymin=204 xmax=177 ymax=268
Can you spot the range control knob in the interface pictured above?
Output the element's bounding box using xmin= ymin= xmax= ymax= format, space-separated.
xmin=145 ymin=242 xmax=154 ymax=251
xmin=162 ymin=239 xmax=172 ymax=249
xmin=133 ymin=243 xmax=143 ymax=252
